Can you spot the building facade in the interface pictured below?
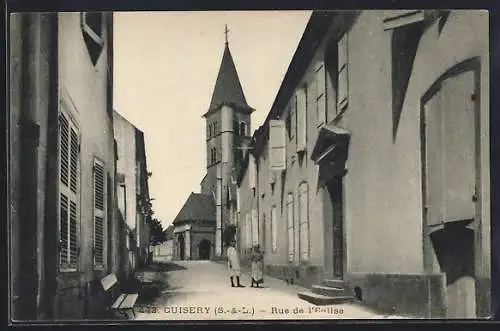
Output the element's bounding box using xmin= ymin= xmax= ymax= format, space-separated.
xmin=9 ymin=12 xmax=130 ymax=320
xmin=113 ymin=110 xmax=152 ymax=273
xmin=235 ymin=10 xmax=490 ymax=318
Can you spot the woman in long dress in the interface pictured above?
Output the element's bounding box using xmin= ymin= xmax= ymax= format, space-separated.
xmin=250 ymin=245 xmax=264 ymax=288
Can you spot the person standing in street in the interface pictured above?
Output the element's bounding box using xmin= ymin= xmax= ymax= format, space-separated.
xmin=227 ymin=239 xmax=245 ymax=288
xmin=250 ymin=244 xmax=264 ymax=288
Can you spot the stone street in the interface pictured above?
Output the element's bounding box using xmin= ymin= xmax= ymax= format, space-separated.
xmin=133 ymin=260 xmax=407 ymax=320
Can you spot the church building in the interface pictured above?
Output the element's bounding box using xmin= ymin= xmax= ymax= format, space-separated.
xmin=173 ymin=26 xmax=254 ymax=258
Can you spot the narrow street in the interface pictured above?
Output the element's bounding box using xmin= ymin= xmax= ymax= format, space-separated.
xmin=134 ymin=261 xmax=403 ymax=320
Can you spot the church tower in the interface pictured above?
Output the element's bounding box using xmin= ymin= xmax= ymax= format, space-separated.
xmin=201 ymin=25 xmax=254 ymax=257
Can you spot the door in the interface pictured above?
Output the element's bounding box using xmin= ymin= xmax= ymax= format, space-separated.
xmin=327 ymin=176 xmax=344 ymax=279
xmin=198 ymin=239 xmax=211 ymax=260
xmin=424 ymin=70 xmax=477 ymax=318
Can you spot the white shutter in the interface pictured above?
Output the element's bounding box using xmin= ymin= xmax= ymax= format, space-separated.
xmin=93 ymin=159 xmax=106 ymax=267
xmin=246 ymin=213 xmax=252 ymax=249
xmin=236 ymin=187 xmax=241 ymax=212
xmin=338 ymin=33 xmax=349 ymax=110
xmin=271 ymin=206 xmax=278 ymax=252
xmin=59 ymin=111 xmax=80 ymax=271
xmin=269 ymin=120 xmax=287 ymax=171
xmin=252 ymin=209 xmax=258 ymax=246
xmin=298 ymin=183 xmax=309 ymax=261
xmin=248 ymin=154 xmax=256 ymax=189
xmin=382 ymin=10 xmax=425 ymax=30
xmin=296 ymin=87 xmax=307 ymax=152
xmin=287 ymin=194 xmax=294 ymax=262
xmin=316 ymin=63 xmax=326 ymax=125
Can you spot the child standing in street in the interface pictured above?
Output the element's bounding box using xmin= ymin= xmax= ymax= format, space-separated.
xmin=227 ymin=239 xmax=245 ymax=288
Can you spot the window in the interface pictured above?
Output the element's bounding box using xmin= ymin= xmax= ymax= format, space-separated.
xmin=240 ymin=122 xmax=246 ymax=136
xmin=286 ymin=193 xmax=294 ymax=262
xmin=208 ymin=123 xmax=212 ymax=137
xmin=271 ymin=205 xmax=278 ymax=252
xmin=296 ymin=85 xmax=308 ymax=152
xmin=233 ymin=120 xmax=239 ymax=135
xmin=298 ymin=182 xmax=309 ymax=261
xmin=338 ymin=32 xmax=349 ymax=110
xmin=93 ymin=158 xmax=106 ymax=268
xmin=81 ymin=13 xmax=104 ymax=66
xmin=210 ymin=147 xmax=217 ymax=165
xmin=316 ymin=62 xmax=326 ymax=125
xmin=59 ymin=110 xmax=80 ymax=271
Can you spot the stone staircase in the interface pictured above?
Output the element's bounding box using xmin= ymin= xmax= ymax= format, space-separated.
xmin=297 ymin=278 xmax=356 ymax=305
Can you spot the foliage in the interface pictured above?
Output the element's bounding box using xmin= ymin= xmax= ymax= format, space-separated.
xmin=150 ymin=217 xmax=167 ymax=246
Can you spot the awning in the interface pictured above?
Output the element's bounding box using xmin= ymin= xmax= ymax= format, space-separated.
xmin=311 ymin=124 xmax=350 ymax=164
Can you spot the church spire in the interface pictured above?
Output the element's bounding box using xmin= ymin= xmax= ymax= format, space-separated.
xmin=203 ymin=26 xmax=254 ymax=117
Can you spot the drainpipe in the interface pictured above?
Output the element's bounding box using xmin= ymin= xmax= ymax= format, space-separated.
xmin=42 ymin=12 xmax=59 ymax=320
xmin=18 ymin=12 xmax=41 ymax=321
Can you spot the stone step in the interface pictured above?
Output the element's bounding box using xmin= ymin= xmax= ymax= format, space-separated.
xmin=312 ymin=284 xmax=347 ymax=297
xmin=297 ymin=291 xmax=355 ymax=306
xmin=322 ymin=278 xmax=348 ymax=289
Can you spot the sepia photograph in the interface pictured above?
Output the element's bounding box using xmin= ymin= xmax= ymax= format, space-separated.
xmin=7 ymin=9 xmax=491 ymax=322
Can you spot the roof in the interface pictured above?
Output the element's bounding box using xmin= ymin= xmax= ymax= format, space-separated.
xmin=173 ymin=192 xmax=216 ymax=225
xmin=203 ymin=43 xmax=254 ymax=117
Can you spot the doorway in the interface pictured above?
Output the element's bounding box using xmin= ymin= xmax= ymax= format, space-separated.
xmin=178 ymin=233 xmax=185 ymax=260
xmin=198 ymin=239 xmax=211 ymax=260
xmin=422 ymin=69 xmax=478 ymax=318
xmin=327 ymin=176 xmax=344 ymax=279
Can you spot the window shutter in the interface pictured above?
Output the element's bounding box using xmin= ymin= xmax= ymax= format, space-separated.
xmin=296 ymin=87 xmax=307 ymax=152
xmin=271 ymin=206 xmax=278 ymax=252
xmin=383 ymin=10 xmax=425 ymax=30
xmin=316 ymin=63 xmax=326 ymax=125
xmin=338 ymin=33 xmax=349 ymax=110
xmin=59 ymin=111 xmax=80 ymax=270
xmin=252 ymin=209 xmax=259 ymax=246
xmin=298 ymin=183 xmax=309 ymax=261
xmin=291 ymin=97 xmax=296 ymax=140
xmin=287 ymin=194 xmax=294 ymax=262
xmin=60 ymin=193 xmax=69 ymax=265
xmin=269 ymin=120 xmax=287 ymax=172
xmin=94 ymin=159 xmax=105 ymax=267
xmin=236 ymin=187 xmax=241 ymax=213
xmin=249 ymin=154 xmax=256 ymax=189
xmin=246 ymin=213 xmax=252 ymax=249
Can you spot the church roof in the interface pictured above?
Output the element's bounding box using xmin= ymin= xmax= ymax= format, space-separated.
xmin=203 ymin=44 xmax=254 ymax=117
xmin=173 ymin=192 xmax=216 ymax=225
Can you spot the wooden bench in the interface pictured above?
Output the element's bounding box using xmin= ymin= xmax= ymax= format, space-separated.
xmin=100 ymin=274 xmax=139 ymax=319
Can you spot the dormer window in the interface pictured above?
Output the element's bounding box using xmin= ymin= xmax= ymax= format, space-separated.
xmin=81 ymin=12 xmax=104 ymax=66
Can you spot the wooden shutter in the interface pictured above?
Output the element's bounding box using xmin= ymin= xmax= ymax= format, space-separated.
xmin=338 ymin=33 xmax=349 ymax=110
xmin=269 ymin=120 xmax=287 ymax=172
xmin=252 ymin=209 xmax=259 ymax=246
xmin=316 ymin=62 xmax=326 ymax=125
xmin=383 ymin=10 xmax=425 ymax=30
xmin=94 ymin=159 xmax=105 ymax=267
xmin=236 ymin=187 xmax=241 ymax=213
xmin=249 ymin=154 xmax=256 ymax=189
xmin=287 ymin=194 xmax=294 ymax=262
xmin=298 ymin=183 xmax=309 ymax=261
xmin=291 ymin=97 xmax=296 ymax=140
xmin=271 ymin=206 xmax=278 ymax=252
xmin=296 ymin=87 xmax=307 ymax=152
xmin=59 ymin=111 xmax=79 ymax=270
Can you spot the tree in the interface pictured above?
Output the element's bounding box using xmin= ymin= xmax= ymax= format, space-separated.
xmin=149 ymin=217 xmax=167 ymax=246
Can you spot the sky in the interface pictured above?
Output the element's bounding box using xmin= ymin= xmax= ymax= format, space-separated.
xmin=113 ymin=11 xmax=312 ymax=229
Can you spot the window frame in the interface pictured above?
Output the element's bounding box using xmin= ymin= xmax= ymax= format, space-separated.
xmin=315 ymin=62 xmax=326 ymax=126
xmin=337 ymin=32 xmax=349 ymax=112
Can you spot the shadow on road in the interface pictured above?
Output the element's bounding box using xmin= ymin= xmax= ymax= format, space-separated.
xmin=135 ymin=262 xmax=186 ymax=305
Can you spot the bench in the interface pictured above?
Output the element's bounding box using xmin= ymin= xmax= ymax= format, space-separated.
xmin=100 ymin=274 xmax=139 ymax=319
